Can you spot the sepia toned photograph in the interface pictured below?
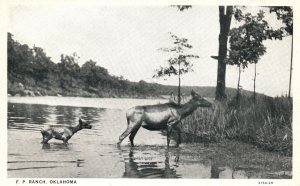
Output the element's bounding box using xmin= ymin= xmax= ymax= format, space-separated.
xmin=4 ymin=1 xmax=296 ymax=182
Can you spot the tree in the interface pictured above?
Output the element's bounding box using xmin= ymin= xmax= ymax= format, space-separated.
xmin=7 ymin=33 xmax=33 ymax=77
xmin=154 ymin=33 xmax=199 ymax=104
xmin=172 ymin=5 xmax=192 ymax=11
xmin=173 ymin=6 xmax=233 ymax=101
xmin=215 ymin=6 xmax=233 ymax=101
xmin=173 ymin=5 xmax=233 ymax=101
xmin=81 ymin=60 xmax=99 ymax=88
xmin=269 ymin=7 xmax=293 ymax=35
xmin=174 ymin=6 xmax=292 ymax=101
xmin=269 ymin=6 xmax=293 ymax=98
xmin=81 ymin=59 xmax=109 ymax=88
xmin=31 ymin=46 xmax=54 ymax=87
xmin=8 ymin=32 xmax=185 ymax=97
xmin=57 ymin=53 xmax=80 ymax=88
xmin=227 ymin=10 xmax=268 ymax=103
xmin=228 ymin=7 xmax=292 ymax=103
xmin=7 ymin=32 xmax=17 ymax=74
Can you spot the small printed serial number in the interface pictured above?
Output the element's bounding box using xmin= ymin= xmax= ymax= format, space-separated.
xmin=258 ymin=181 xmax=273 ymax=184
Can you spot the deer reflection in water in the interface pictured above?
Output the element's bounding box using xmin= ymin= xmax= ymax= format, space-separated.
xmin=209 ymin=157 xmax=250 ymax=179
xmin=122 ymin=148 xmax=180 ymax=178
xmin=210 ymin=158 xmax=226 ymax=178
xmin=41 ymin=143 xmax=70 ymax=151
xmin=121 ymin=148 xmax=237 ymax=179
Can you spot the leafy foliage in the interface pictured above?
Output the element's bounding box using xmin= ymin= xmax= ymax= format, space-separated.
xmin=269 ymin=6 xmax=293 ymax=35
xmin=154 ymin=33 xmax=199 ymax=103
xmin=8 ymin=32 xmax=219 ymax=98
xmin=81 ymin=60 xmax=108 ymax=88
xmin=171 ymin=5 xmax=192 ymax=11
xmin=226 ymin=8 xmax=292 ymax=103
xmin=7 ymin=33 xmax=165 ymax=97
xmin=227 ymin=10 xmax=269 ymax=68
xmin=269 ymin=6 xmax=293 ymax=98
xmin=154 ymin=33 xmax=199 ymax=78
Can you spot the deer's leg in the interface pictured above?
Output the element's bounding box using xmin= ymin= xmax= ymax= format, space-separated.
xmin=173 ymin=125 xmax=181 ymax=147
xmin=41 ymin=137 xmax=51 ymax=144
xmin=129 ymin=125 xmax=141 ymax=147
xmin=167 ymin=126 xmax=172 ymax=148
xmin=118 ymin=125 xmax=135 ymax=145
xmin=166 ymin=120 xmax=179 ymax=148
xmin=41 ymin=136 xmax=46 ymax=144
xmin=41 ymin=133 xmax=52 ymax=144
xmin=118 ymin=118 xmax=142 ymax=146
xmin=62 ymin=137 xmax=68 ymax=144
xmin=63 ymin=136 xmax=71 ymax=144
xmin=58 ymin=133 xmax=71 ymax=144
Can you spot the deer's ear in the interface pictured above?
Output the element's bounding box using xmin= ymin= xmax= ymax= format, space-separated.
xmin=191 ymin=90 xmax=196 ymax=97
xmin=191 ymin=90 xmax=201 ymax=98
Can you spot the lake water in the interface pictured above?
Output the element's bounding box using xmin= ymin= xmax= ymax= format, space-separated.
xmin=7 ymin=96 xmax=292 ymax=178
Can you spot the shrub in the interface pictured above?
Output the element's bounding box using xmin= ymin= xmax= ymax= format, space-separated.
xmin=179 ymin=95 xmax=292 ymax=156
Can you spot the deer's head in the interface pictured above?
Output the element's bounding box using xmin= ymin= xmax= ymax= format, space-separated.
xmin=79 ymin=118 xmax=92 ymax=129
xmin=191 ymin=90 xmax=212 ymax=108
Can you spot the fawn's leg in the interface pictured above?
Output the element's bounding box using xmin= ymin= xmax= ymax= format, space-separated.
xmin=41 ymin=133 xmax=52 ymax=144
xmin=62 ymin=135 xmax=70 ymax=144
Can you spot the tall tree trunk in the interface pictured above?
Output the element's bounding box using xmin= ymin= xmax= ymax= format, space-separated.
xmin=236 ymin=65 xmax=241 ymax=105
xmin=288 ymin=35 xmax=293 ymax=98
xmin=178 ymin=63 xmax=181 ymax=105
xmin=254 ymin=63 xmax=257 ymax=103
xmin=215 ymin=6 xmax=233 ymax=101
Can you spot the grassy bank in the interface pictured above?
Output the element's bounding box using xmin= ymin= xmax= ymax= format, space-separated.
xmin=179 ymin=95 xmax=292 ymax=156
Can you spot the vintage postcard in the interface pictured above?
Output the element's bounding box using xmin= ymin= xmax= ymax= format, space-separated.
xmin=0 ymin=0 xmax=299 ymax=186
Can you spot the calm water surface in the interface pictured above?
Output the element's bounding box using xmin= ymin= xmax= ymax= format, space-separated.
xmin=7 ymin=96 xmax=291 ymax=178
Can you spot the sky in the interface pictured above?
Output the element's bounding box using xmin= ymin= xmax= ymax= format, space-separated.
xmin=8 ymin=5 xmax=292 ymax=97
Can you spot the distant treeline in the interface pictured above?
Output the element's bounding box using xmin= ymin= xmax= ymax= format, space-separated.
xmin=7 ymin=32 xmax=253 ymax=98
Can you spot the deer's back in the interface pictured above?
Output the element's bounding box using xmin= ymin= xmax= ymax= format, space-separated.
xmin=127 ymin=103 xmax=179 ymax=124
xmin=41 ymin=125 xmax=73 ymax=138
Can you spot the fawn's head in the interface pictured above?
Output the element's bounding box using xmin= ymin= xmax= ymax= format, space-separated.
xmin=79 ymin=118 xmax=92 ymax=129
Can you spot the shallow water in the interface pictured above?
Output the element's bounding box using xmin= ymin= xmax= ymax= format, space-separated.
xmin=7 ymin=97 xmax=292 ymax=178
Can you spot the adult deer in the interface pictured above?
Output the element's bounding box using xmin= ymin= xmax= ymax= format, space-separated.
xmin=117 ymin=90 xmax=212 ymax=147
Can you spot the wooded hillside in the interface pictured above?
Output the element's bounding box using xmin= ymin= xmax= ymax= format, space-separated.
xmin=7 ymin=32 xmax=254 ymax=99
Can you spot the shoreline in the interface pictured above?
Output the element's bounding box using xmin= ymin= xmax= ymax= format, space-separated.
xmin=7 ymin=93 xmax=167 ymax=100
xmin=7 ymin=96 xmax=169 ymax=110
